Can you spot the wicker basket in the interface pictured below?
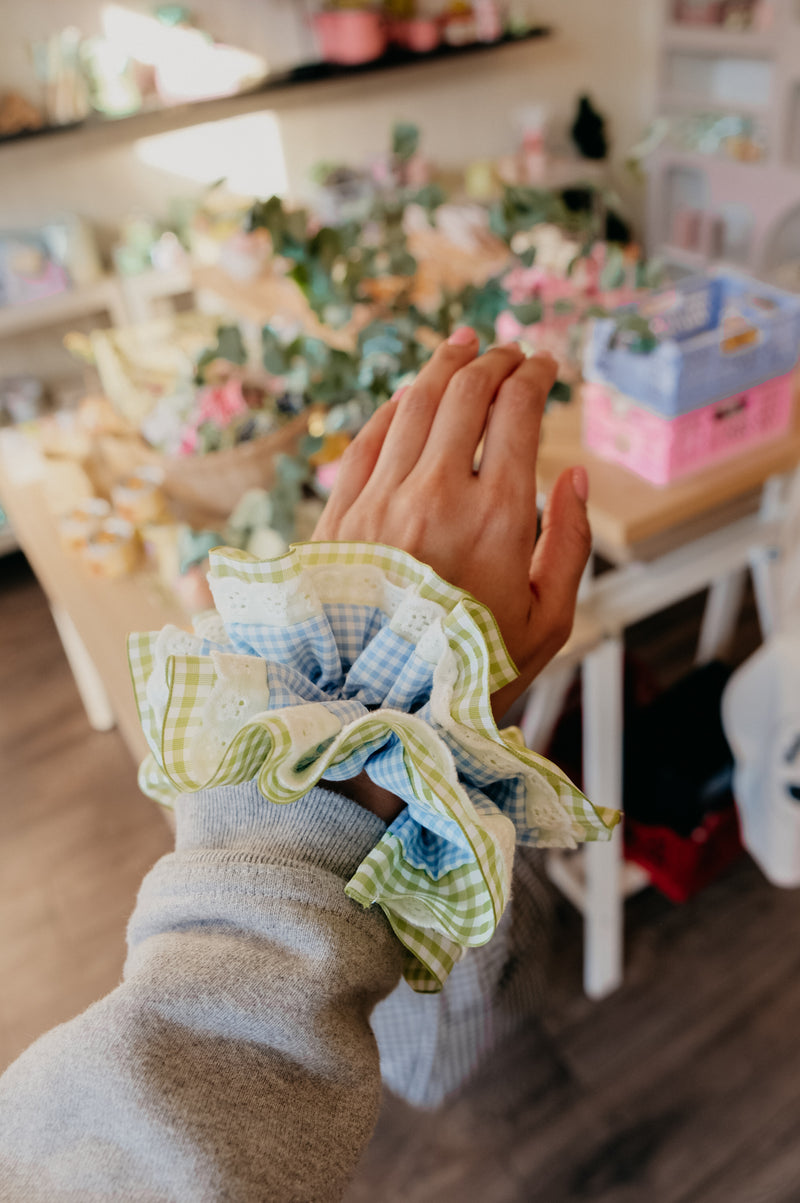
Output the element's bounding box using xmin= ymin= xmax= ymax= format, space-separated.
xmin=95 ymin=411 xmax=309 ymax=523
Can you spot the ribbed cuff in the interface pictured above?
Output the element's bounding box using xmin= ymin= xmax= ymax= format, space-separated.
xmin=174 ymin=783 xmax=388 ymax=881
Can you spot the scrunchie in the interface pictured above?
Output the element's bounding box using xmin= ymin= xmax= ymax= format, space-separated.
xmin=129 ymin=542 xmax=618 ymax=990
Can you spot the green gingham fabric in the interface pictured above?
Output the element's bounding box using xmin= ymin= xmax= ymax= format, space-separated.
xmin=128 ymin=541 xmax=619 ymax=992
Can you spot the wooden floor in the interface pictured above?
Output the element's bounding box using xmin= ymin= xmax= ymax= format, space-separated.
xmin=0 ymin=552 xmax=172 ymax=1071
xmin=4 ymin=552 xmax=800 ymax=1201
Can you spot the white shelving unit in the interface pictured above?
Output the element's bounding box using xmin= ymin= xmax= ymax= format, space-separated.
xmin=0 ymin=276 xmax=129 ymax=339
xmin=647 ymin=0 xmax=800 ymax=281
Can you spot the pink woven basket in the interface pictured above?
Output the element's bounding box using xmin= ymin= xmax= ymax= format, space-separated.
xmin=583 ymin=373 xmax=796 ymax=486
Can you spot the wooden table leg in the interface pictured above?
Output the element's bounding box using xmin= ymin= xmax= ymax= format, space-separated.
xmin=581 ymin=635 xmax=625 ymax=1000
xmin=50 ymin=604 xmax=116 ymax=732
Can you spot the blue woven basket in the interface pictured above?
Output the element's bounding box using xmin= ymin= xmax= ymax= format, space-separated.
xmin=584 ymin=270 xmax=800 ymax=417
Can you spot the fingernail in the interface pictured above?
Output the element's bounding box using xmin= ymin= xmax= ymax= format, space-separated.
xmin=391 ymin=385 xmax=409 ymax=403
xmin=572 ymin=466 xmax=589 ymax=503
xmin=448 ymin=326 xmax=477 ymax=346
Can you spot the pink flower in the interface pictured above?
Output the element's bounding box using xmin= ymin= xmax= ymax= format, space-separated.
xmin=495 ymin=310 xmax=525 ymax=344
xmin=195 ymin=378 xmax=248 ymax=427
xmin=177 ymin=426 xmax=199 ymax=457
xmin=315 ymin=460 xmax=342 ymax=494
xmin=503 ymin=264 xmax=548 ymax=304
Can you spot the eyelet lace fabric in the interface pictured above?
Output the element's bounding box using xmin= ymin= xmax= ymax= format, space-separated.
xmin=129 ymin=541 xmax=619 ymax=991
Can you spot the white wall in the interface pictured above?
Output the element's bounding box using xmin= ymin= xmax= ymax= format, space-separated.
xmin=0 ymin=1 xmax=659 ymax=224
xmin=0 ymin=0 xmax=659 ymax=383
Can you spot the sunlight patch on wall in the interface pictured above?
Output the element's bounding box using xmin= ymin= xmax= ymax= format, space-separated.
xmin=135 ymin=111 xmax=288 ymax=199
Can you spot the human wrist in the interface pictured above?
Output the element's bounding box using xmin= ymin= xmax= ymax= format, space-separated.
xmin=321 ymin=771 xmax=405 ymax=823
xmin=174 ymin=782 xmax=387 ymax=880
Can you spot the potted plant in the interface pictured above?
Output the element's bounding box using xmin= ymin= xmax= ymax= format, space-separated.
xmin=312 ymin=1 xmax=389 ymax=65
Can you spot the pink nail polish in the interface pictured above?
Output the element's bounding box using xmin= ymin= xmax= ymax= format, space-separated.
xmin=447 ymin=326 xmax=477 ymax=346
xmin=572 ymin=466 xmax=589 ymax=503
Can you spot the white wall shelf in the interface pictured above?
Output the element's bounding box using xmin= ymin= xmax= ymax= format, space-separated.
xmin=648 ymin=1 xmax=800 ymax=280
xmin=663 ymin=23 xmax=777 ymax=54
xmin=0 ymin=277 xmax=128 ymax=339
xmin=0 ymin=266 xmax=194 ymax=341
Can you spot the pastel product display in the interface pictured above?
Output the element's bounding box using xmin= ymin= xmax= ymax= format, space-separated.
xmin=58 ymin=498 xmax=112 ymax=552
xmin=173 ymin=563 xmax=215 ymax=613
xmin=584 ymin=270 xmax=800 ymax=416
xmin=111 ymin=466 xmax=168 ymax=525
xmin=390 ymin=17 xmax=441 ymax=51
xmin=582 ymin=373 xmax=795 ymax=487
xmin=141 ymin=521 xmax=183 ymax=587
xmin=84 ymin=517 xmax=140 ymax=578
xmin=313 ymin=9 xmax=388 ymax=64
xmin=129 ymin=542 xmax=619 ymax=992
xmin=473 ymin=0 xmax=503 ymax=41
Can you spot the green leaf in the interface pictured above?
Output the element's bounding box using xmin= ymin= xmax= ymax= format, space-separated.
xmin=511 ymin=298 xmax=544 ymax=326
xmin=261 ymin=326 xmax=292 ymax=374
xmin=612 ymin=312 xmax=658 ymax=355
xmin=600 ymin=244 xmax=626 ymax=291
xmin=548 ymin=379 xmax=572 ymax=403
xmin=214 ymin=324 xmax=246 ymax=366
xmin=392 ymin=122 xmax=419 ymax=163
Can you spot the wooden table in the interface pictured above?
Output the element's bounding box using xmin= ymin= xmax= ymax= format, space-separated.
xmin=528 ymin=396 xmax=800 ymax=999
xmin=4 ymin=398 xmax=800 ymax=1001
xmin=0 ymin=431 xmax=189 ymax=766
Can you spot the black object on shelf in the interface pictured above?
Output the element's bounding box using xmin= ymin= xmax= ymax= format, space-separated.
xmin=0 ymin=28 xmax=552 ymax=151
xmin=570 ymin=94 xmax=608 ymax=161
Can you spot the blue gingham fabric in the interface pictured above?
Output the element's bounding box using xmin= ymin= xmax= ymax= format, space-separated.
xmin=129 ymin=541 xmax=619 ymax=991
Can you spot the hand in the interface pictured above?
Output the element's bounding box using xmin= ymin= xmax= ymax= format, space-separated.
xmin=313 ymin=328 xmax=592 ymax=718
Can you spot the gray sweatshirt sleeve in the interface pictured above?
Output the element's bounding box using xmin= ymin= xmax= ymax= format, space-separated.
xmin=0 ymin=783 xmax=404 ymax=1203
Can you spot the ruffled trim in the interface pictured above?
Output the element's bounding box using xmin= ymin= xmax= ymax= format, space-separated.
xmin=129 ymin=542 xmax=618 ymax=991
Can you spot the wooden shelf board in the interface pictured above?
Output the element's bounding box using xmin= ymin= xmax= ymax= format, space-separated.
xmin=663 ymin=23 xmax=777 ymax=56
xmin=0 ymin=29 xmax=551 ymax=157
xmin=0 ymin=277 xmax=122 ymax=338
xmin=660 ymin=88 xmax=769 ymax=117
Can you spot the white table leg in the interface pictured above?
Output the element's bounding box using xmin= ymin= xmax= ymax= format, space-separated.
xmin=519 ymin=661 xmax=577 ymax=753
xmin=50 ymin=604 xmax=116 ymax=732
xmin=581 ymin=635 xmax=625 ymax=1000
xmin=750 ymin=472 xmax=793 ymax=640
xmin=695 ymin=567 xmax=748 ymax=665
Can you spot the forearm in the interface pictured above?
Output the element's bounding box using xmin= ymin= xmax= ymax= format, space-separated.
xmin=0 ymin=785 xmax=403 ymax=1203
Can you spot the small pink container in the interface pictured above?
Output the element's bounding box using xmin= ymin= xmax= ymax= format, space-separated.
xmin=313 ymin=10 xmax=388 ymax=65
xmin=583 ymin=373 xmax=795 ymax=486
xmin=390 ymin=17 xmax=441 ymax=52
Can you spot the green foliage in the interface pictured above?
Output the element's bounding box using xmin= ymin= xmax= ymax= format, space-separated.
xmin=511 ymin=298 xmax=544 ymax=326
xmin=194 ymin=324 xmax=247 ymax=382
xmin=393 ymin=122 xmax=420 ymax=163
xmin=548 ymin=379 xmax=573 ymax=403
xmin=489 ymin=186 xmax=563 ymax=244
xmin=599 ymin=244 xmax=627 ymax=291
xmin=611 ymin=312 xmax=659 ymax=355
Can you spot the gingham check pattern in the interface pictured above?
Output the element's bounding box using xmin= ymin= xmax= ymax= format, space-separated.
xmin=128 ymin=541 xmax=619 ymax=992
